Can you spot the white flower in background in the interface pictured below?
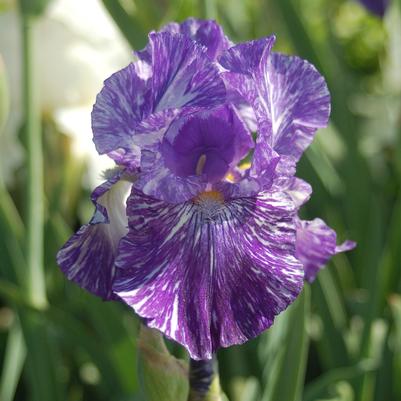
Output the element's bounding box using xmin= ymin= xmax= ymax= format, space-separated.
xmin=0 ymin=0 xmax=132 ymax=187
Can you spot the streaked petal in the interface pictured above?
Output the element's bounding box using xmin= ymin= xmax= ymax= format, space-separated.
xmin=220 ymin=41 xmax=330 ymax=177
xmin=235 ymin=103 xmax=258 ymax=132
xmin=275 ymin=176 xmax=312 ymax=208
xmin=107 ymin=147 xmax=141 ymax=170
xmin=336 ymin=240 xmax=356 ymax=253
xmin=219 ymin=72 xmax=280 ymax=190
xmin=57 ymin=170 xmax=132 ymax=299
xmin=219 ymin=36 xmax=276 ymax=75
xmin=135 ymin=149 xmax=206 ymax=203
xmin=149 ymin=32 xmax=226 ymax=111
xmin=215 ymin=175 xmax=261 ymax=199
xmin=92 ymin=32 xmax=227 ymax=158
xmin=135 ymin=105 xmax=253 ymax=203
xmin=296 ymin=218 xmax=356 ymax=283
xmin=258 ymin=52 xmax=330 ymax=160
xmin=92 ymin=62 xmax=151 ymax=155
xmin=162 ymin=106 xmax=252 ymax=174
xmin=214 ymin=105 xmax=254 ymax=164
xmin=220 ymin=40 xmax=279 ymax=189
xmin=161 ymin=18 xmax=231 ymax=59
xmin=113 ymin=187 xmax=303 ymax=359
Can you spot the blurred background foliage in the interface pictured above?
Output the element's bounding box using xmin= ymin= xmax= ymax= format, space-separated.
xmin=0 ymin=0 xmax=400 ymax=400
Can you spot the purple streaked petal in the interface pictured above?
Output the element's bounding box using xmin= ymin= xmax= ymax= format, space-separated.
xmin=217 ymin=105 xmax=254 ymax=164
xmin=257 ymin=52 xmax=330 ymax=160
xmin=135 ymin=105 xmax=254 ymax=202
xmin=161 ymin=106 xmax=253 ymax=183
xmin=274 ymin=176 xmax=312 ymax=208
xmin=93 ymin=32 xmax=226 ymax=160
xmin=235 ymin=103 xmax=258 ymax=132
xmin=336 ymin=240 xmax=356 ymax=253
xmin=57 ymin=224 xmax=117 ymax=300
xmin=130 ymin=108 xmax=179 ymax=149
xmin=249 ymin=139 xmax=280 ymax=188
xmin=273 ymin=155 xmax=297 ymax=177
xmin=215 ymin=173 xmax=262 ymax=199
xmin=92 ymin=62 xmax=152 ymax=156
xmin=220 ymin=41 xmax=330 ymax=175
xmin=57 ymin=170 xmax=132 ymax=300
xmin=161 ymin=109 xmax=236 ymax=182
xmin=135 ymin=149 xmax=206 ymax=203
xmin=220 ymin=68 xmax=279 ymax=190
xmin=216 ymin=173 xmax=311 ymax=208
xmin=296 ymin=218 xmax=356 ymax=283
xmin=161 ymin=18 xmax=231 ymax=60
xmin=219 ymin=36 xmax=276 ymax=75
xmin=137 ymin=18 xmax=231 ymax=63
xmin=107 ymin=147 xmax=141 ymax=170
xmin=149 ymin=32 xmax=226 ymax=111
xmin=113 ymin=187 xmax=303 ymax=360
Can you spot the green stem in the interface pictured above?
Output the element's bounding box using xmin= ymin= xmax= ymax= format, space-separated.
xmin=202 ymin=0 xmax=217 ymax=19
xmin=101 ymin=0 xmax=147 ymax=50
xmin=188 ymin=358 xmax=222 ymax=401
xmin=21 ymin=14 xmax=47 ymax=308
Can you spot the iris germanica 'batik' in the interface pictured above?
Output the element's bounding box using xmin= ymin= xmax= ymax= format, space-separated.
xmin=57 ymin=18 xmax=355 ymax=360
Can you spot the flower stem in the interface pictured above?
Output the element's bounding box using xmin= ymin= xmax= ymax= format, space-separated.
xmin=188 ymin=358 xmax=222 ymax=401
xmin=21 ymin=13 xmax=47 ymax=308
xmin=100 ymin=0 xmax=147 ymax=50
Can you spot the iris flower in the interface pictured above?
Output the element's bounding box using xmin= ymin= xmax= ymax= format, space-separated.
xmin=57 ymin=18 xmax=355 ymax=360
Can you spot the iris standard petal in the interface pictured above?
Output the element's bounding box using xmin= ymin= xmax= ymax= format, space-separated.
xmin=92 ymin=62 xmax=151 ymax=156
xmin=219 ymin=36 xmax=276 ymax=75
xmin=113 ymin=187 xmax=304 ymax=360
xmin=92 ymin=31 xmax=226 ymax=159
xmin=57 ymin=170 xmax=132 ymax=299
xmin=258 ymin=52 xmax=330 ymax=160
xmin=149 ymin=32 xmax=226 ymax=111
xmin=220 ymin=40 xmax=330 ymax=182
xmin=136 ymin=105 xmax=254 ymax=203
xmin=219 ymin=39 xmax=280 ymax=189
xmin=296 ymin=218 xmax=356 ymax=283
xmin=135 ymin=149 xmax=206 ymax=203
xmin=160 ymin=18 xmax=231 ymax=60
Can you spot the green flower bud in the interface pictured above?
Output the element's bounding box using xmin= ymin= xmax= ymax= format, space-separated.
xmin=138 ymin=325 xmax=189 ymax=401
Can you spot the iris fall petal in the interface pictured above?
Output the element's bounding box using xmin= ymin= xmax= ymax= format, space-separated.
xmin=113 ymin=187 xmax=304 ymax=359
xmin=57 ymin=170 xmax=132 ymax=299
xmin=296 ymin=218 xmax=356 ymax=283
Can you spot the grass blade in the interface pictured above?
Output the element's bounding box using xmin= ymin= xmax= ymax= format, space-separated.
xmin=19 ymin=310 xmax=64 ymax=401
xmin=0 ymin=322 xmax=27 ymax=401
xmin=261 ymin=286 xmax=310 ymax=401
xmin=303 ymin=359 xmax=376 ymax=401
xmin=101 ymin=0 xmax=147 ymax=49
xmin=312 ymin=269 xmax=350 ymax=369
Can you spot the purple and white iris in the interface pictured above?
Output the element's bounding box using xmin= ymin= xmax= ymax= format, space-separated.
xmin=57 ymin=18 xmax=355 ymax=360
